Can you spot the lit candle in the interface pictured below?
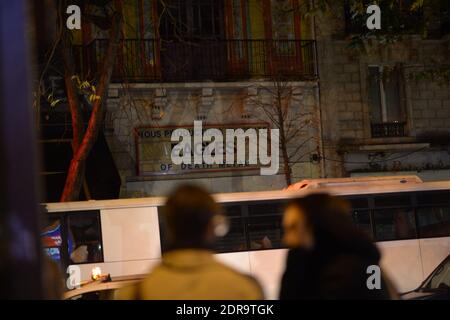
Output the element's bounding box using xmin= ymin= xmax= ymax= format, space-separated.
xmin=91 ymin=267 xmax=102 ymax=281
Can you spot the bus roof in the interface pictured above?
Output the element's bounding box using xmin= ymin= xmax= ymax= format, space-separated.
xmin=285 ymin=175 xmax=423 ymax=190
xmin=44 ymin=176 xmax=450 ymax=213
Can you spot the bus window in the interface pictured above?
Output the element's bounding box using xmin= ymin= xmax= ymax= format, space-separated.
xmin=417 ymin=207 xmax=450 ymax=238
xmin=347 ymin=197 xmax=369 ymax=210
xmin=373 ymin=208 xmax=417 ymax=241
xmin=42 ymin=218 xmax=63 ymax=268
xmin=67 ymin=211 xmax=103 ymax=264
xmin=352 ymin=210 xmax=373 ymax=238
xmin=215 ymin=205 xmax=246 ymax=253
xmin=374 ymin=194 xmax=411 ymax=207
xmin=417 ymin=191 xmax=450 ymax=206
xmin=248 ymin=201 xmax=284 ymax=216
xmin=247 ymin=201 xmax=284 ymax=250
xmin=247 ymin=215 xmax=283 ymax=250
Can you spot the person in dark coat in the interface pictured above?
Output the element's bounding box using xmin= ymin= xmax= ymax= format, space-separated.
xmin=279 ymin=193 xmax=397 ymax=300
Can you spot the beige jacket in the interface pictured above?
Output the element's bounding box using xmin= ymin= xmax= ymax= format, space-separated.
xmin=117 ymin=249 xmax=264 ymax=300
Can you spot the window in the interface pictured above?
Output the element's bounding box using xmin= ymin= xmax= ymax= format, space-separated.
xmin=264 ymin=0 xmax=302 ymax=41
xmin=225 ymin=0 xmax=248 ymax=63
xmin=159 ymin=200 xmax=285 ymax=253
xmin=158 ymin=1 xmax=227 ymax=81
xmin=43 ymin=211 xmax=104 ymax=270
xmin=374 ymin=194 xmax=411 ymax=208
xmin=67 ymin=211 xmax=103 ymax=264
xmin=368 ymin=65 xmax=407 ymax=138
xmin=230 ymin=0 xmax=246 ymax=39
xmin=441 ymin=1 xmax=450 ymax=34
xmin=159 ymin=0 xmax=225 ymax=39
xmin=373 ymin=208 xmax=417 ymax=241
xmin=417 ymin=191 xmax=450 ymax=206
xmin=192 ymin=0 xmax=224 ymax=38
xmin=352 ymin=210 xmax=373 ymax=238
xmin=247 ymin=202 xmax=283 ymax=216
xmin=42 ymin=218 xmax=63 ymax=268
xmin=347 ymin=196 xmax=372 ymax=238
xmin=347 ymin=197 xmax=369 ymax=210
xmin=271 ymin=0 xmax=296 ymax=40
xmin=247 ymin=201 xmax=284 ymax=250
xmin=215 ymin=205 xmax=246 ymax=252
xmin=417 ymin=207 xmax=450 ymax=238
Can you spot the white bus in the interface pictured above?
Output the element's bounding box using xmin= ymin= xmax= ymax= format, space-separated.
xmin=43 ymin=176 xmax=450 ymax=299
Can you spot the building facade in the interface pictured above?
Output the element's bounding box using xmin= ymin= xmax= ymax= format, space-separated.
xmin=316 ymin=1 xmax=450 ymax=182
xmin=68 ymin=1 xmax=450 ymax=198
xmin=72 ymin=0 xmax=322 ymax=197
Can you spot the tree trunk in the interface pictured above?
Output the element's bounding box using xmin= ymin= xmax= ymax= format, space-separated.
xmin=62 ymin=23 xmax=89 ymax=200
xmin=60 ymin=13 xmax=122 ymax=202
xmin=281 ymin=141 xmax=292 ymax=186
xmin=275 ymin=83 xmax=292 ymax=186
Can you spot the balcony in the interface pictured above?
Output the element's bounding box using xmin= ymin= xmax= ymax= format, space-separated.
xmin=371 ymin=122 xmax=407 ymax=138
xmin=74 ymin=39 xmax=317 ymax=83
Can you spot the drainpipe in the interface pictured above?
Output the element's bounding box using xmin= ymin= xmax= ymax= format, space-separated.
xmin=310 ymin=0 xmax=326 ymax=178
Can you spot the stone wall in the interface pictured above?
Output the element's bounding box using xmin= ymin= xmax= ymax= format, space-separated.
xmin=315 ymin=6 xmax=450 ymax=177
xmin=104 ymin=81 xmax=322 ymax=197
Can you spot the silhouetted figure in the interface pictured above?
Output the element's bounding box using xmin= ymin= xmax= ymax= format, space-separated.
xmin=42 ymin=256 xmax=64 ymax=300
xmin=280 ymin=193 xmax=397 ymax=300
xmin=118 ymin=184 xmax=263 ymax=300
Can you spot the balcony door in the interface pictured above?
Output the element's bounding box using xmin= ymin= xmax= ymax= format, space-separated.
xmin=158 ymin=0 xmax=227 ymax=81
xmin=263 ymin=0 xmax=304 ymax=77
xmin=224 ymin=0 xmax=249 ymax=76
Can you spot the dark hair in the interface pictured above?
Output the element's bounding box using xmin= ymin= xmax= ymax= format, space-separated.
xmin=163 ymin=184 xmax=221 ymax=249
xmin=285 ymin=193 xmax=377 ymax=256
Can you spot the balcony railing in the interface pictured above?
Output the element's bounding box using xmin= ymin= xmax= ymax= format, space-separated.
xmin=74 ymin=39 xmax=317 ymax=83
xmin=371 ymin=122 xmax=407 ymax=138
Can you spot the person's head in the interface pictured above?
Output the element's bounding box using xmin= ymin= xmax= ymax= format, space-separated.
xmin=163 ymin=184 xmax=226 ymax=250
xmin=282 ymin=193 xmax=352 ymax=250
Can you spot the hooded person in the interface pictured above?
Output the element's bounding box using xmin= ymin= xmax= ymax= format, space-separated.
xmin=279 ymin=193 xmax=398 ymax=300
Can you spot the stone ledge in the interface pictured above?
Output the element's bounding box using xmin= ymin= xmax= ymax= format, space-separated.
xmin=358 ymin=143 xmax=430 ymax=151
xmin=109 ymin=80 xmax=319 ymax=91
